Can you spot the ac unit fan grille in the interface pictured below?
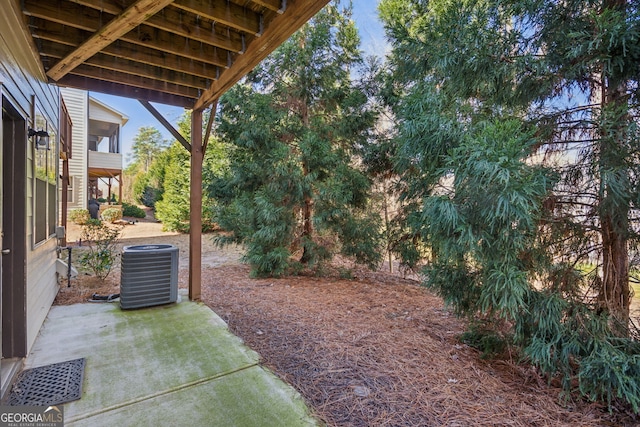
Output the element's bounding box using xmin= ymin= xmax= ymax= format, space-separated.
xmin=120 ymin=245 xmax=178 ymax=309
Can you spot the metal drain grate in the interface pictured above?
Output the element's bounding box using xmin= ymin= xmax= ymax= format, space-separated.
xmin=8 ymin=358 xmax=85 ymax=406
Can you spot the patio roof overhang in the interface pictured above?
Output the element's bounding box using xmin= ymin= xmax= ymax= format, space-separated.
xmin=21 ymin=0 xmax=330 ymax=111
xmin=19 ymin=0 xmax=330 ymax=300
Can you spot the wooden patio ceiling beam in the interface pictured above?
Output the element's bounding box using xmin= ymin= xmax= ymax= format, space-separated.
xmin=88 ymin=168 xmax=121 ymax=179
xmin=33 ymin=25 xmax=222 ymax=80
xmin=252 ymin=0 xmax=285 ymax=14
xmin=25 ymin=4 xmax=231 ymax=69
xmin=64 ymin=63 xmax=201 ymax=99
xmin=39 ymin=41 xmax=211 ymax=90
xmin=45 ymin=0 xmax=175 ymax=81
xmin=195 ymin=0 xmax=330 ymax=110
xmin=70 ymin=0 xmax=245 ymax=53
xmin=172 ymin=0 xmax=262 ymax=36
xmin=57 ymin=74 xmax=195 ymax=107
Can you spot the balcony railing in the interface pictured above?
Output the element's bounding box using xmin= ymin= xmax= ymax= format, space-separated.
xmin=88 ymin=151 xmax=122 ymax=172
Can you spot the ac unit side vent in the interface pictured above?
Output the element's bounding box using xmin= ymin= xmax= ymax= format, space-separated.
xmin=120 ymin=244 xmax=179 ymax=309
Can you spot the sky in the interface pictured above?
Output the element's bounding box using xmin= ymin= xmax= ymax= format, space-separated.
xmin=90 ymin=0 xmax=387 ymax=165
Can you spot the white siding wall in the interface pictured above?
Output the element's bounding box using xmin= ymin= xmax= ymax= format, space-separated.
xmin=0 ymin=2 xmax=61 ymax=353
xmin=61 ymin=88 xmax=88 ymax=210
xmin=89 ymin=100 xmax=124 ymax=124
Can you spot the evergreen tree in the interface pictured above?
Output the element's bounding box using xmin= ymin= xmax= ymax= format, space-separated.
xmin=215 ymin=2 xmax=382 ymax=276
xmin=379 ymin=0 xmax=640 ymax=410
xmin=130 ymin=126 xmax=168 ymax=172
xmin=153 ymin=111 xmax=228 ymax=232
xmin=126 ymin=126 xmax=170 ymax=206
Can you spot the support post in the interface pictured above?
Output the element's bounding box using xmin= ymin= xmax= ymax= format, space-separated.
xmin=60 ymin=159 xmax=69 ymax=246
xmin=189 ymin=108 xmax=203 ymax=301
xmin=118 ymin=174 xmax=122 ymax=205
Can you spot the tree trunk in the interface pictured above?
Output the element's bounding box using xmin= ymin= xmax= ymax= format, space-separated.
xmin=383 ymin=181 xmax=393 ymax=273
xmin=299 ymin=95 xmax=314 ymax=265
xmin=597 ymin=0 xmax=630 ymax=335
xmin=600 ymin=214 xmax=630 ymax=334
xmin=300 ymin=192 xmax=314 ymax=264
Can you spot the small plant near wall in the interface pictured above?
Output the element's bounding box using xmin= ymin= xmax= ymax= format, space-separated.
xmin=78 ymin=219 xmax=121 ymax=280
xmin=68 ymin=209 xmax=90 ymax=225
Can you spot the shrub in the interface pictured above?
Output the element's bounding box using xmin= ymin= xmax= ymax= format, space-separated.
xmin=122 ymin=202 xmax=146 ymax=218
xmin=142 ymin=186 xmax=160 ymax=207
xmin=68 ymin=209 xmax=90 ymax=225
xmin=460 ymin=321 xmax=509 ymax=359
xmin=78 ymin=219 xmax=121 ymax=280
xmin=101 ymin=208 xmax=122 ymax=223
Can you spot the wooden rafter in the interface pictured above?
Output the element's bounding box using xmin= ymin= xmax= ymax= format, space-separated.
xmin=27 ymin=1 xmax=245 ymax=55
xmin=70 ymin=0 xmax=246 ymax=52
xmin=172 ymin=0 xmax=262 ymax=35
xmin=139 ymin=100 xmax=192 ymax=152
xmin=253 ymin=0 xmax=286 ymax=14
xmin=46 ymin=0 xmax=175 ymax=81
xmin=33 ymin=29 xmax=221 ymax=80
xmin=202 ymin=99 xmax=218 ymax=153
xmin=57 ymin=74 xmax=196 ymax=107
xmin=25 ymin=5 xmax=234 ymax=67
xmin=195 ymin=0 xmax=329 ymax=110
xmin=67 ymin=64 xmax=201 ymax=98
xmin=39 ymin=42 xmax=211 ymax=90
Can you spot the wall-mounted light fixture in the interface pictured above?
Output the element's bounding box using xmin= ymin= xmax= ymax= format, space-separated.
xmin=29 ymin=128 xmax=50 ymax=150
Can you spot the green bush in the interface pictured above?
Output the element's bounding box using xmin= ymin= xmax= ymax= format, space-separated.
xmin=78 ymin=219 xmax=121 ymax=280
xmin=520 ymin=295 xmax=640 ymax=412
xmin=68 ymin=209 xmax=90 ymax=225
xmin=141 ymin=186 xmax=159 ymax=208
xmin=101 ymin=208 xmax=122 ymax=223
xmin=122 ymin=202 xmax=146 ymax=218
xmin=578 ymin=341 xmax=640 ymax=412
xmin=460 ymin=322 xmax=509 ymax=359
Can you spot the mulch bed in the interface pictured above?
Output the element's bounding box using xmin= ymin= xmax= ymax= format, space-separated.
xmin=202 ymin=263 xmax=638 ymax=427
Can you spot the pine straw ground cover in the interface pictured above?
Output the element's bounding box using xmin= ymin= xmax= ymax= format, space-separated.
xmin=202 ymin=264 xmax=638 ymax=427
xmin=55 ymin=234 xmax=639 ymax=426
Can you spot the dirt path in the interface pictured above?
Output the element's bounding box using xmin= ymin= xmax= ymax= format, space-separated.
xmin=57 ymin=216 xmax=638 ymax=426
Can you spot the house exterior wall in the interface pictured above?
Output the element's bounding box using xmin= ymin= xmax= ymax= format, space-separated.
xmin=1 ymin=1 xmax=61 ymax=355
xmin=60 ymin=88 xmax=88 ymax=210
xmin=89 ymin=100 xmax=126 ymax=128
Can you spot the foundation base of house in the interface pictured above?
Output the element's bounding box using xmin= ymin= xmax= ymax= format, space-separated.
xmin=0 ymin=357 xmax=24 ymax=402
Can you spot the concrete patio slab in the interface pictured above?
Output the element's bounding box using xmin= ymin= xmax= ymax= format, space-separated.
xmin=24 ymin=292 xmax=319 ymax=426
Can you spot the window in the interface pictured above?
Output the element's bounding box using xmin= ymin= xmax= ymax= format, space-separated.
xmin=67 ymin=176 xmax=74 ymax=204
xmin=33 ymin=107 xmax=57 ymax=245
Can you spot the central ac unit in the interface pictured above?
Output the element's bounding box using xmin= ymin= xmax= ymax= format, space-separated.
xmin=120 ymin=244 xmax=179 ymax=309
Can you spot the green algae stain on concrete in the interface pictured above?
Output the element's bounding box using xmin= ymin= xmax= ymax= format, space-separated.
xmin=60 ymin=298 xmax=319 ymax=426
xmin=69 ymin=366 xmax=320 ymax=427
xmin=143 ymin=301 xmax=260 ymax=378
